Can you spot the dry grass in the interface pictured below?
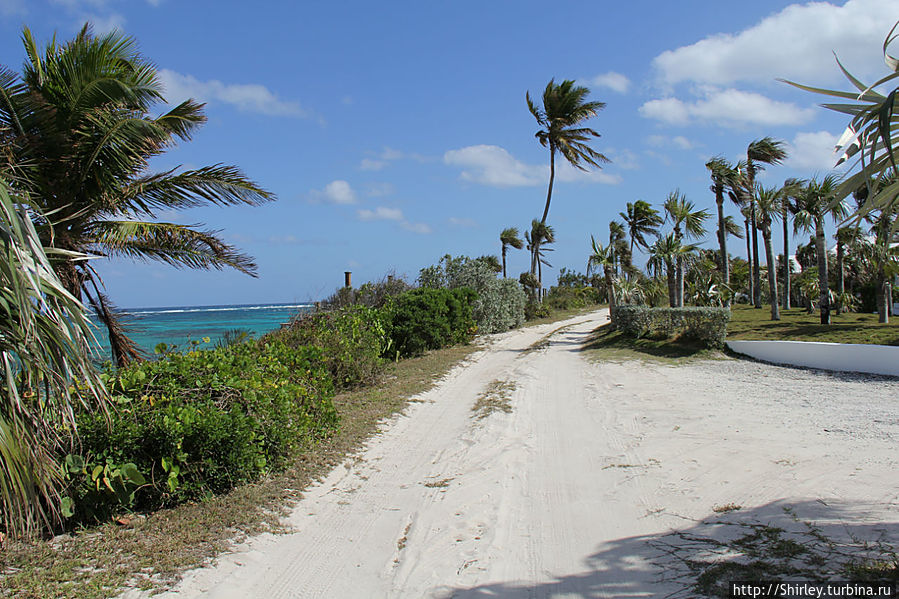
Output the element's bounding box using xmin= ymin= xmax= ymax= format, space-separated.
xmin=0 ymin=344 xmax=477 ymax=599
xmin=471 ymin=379 xmax=516 ymax=419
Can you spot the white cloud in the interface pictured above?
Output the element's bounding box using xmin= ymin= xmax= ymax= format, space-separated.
xmin=444 ymin=145 xmax=542 ymax=186
xmin=786 ymin=130 xmax=846 ymax=171
xmin=649 ymin=135 xmax=696 ymax=150
xmin=158 ymin=68 xmax=307 ymax=117
xmin=357 ymin=206 xmax=403 ymax=221
xmin=640 ymin=87 xmax=815 ymax=128
xmin=652 ymin=0 xmax=892 ymax=87
xmin=448 ymin=217 xmax=478 ymax=227
xmin=401 ymin=222 xmax=432 ymax=234
xmin=365 ymin=182 xmax=395 ymax=197
xmin=589 ymin=71 xmax=631 ymax=93
xmin=357 ymin=206 xmax=431 ymax=234
xmin=443 ymin=144 xmax=621 ymax=187
xmin=359 ymin=147 xmax=425 ymax=171
xmin=604 ymin=148 xmax=639 ymax=170
xmin=84 ymin=12 xmax=125 ymax=33
xmin=310 ymin=180 xmax=357 ymax=205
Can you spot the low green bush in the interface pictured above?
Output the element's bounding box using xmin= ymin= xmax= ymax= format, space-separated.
xmin=545 ymin=286 xmax=601 ymax=311
xmin=272 ymin=304 xmax=389 ymax=388
xmin=65 ymin=340 xmax=337 ymax=523
xmin=612 ymin=305 xmax=731 ymax=348
xmin=524 ymin=300 xmax=551 ymax=320
xmin=387 ymin=287 xmax=476 ymax=357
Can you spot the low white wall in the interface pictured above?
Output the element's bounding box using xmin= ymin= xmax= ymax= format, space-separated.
xmin=726 ymin=340 xmax=899 ymax=377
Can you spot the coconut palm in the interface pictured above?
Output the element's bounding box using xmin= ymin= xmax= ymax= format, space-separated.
xmin=745 ymin=138 xmax=789 ymax=308
xmin=0 ymin=26 xmax=273 ymax=366
xmin=706 ymin=156 xmax=738 ymax=289
xmin=782 ymin=21 xmax=899 ymax=214
xmin=726 ymin=163 xmax=754 ymax=301
xmin=0 ymin=180 xmax=108 ymax=535
xmin=587 ymin=235 xmax=618 ymax=312
xmin=620 ymin=200 xmax=663 ymax=256
xmin=780 ymin=178 xmax=805 ymax=309
xmin=526 ymin=79 xmax=608 ymax=274
xmin=647 ymin=233 xmax=697 ymax=308
xmin=499 ymin=227 xmax=524 ymax=278
xmin=525 ymin=220 xmax=555 ymax=293
xmin=608 ymin=220 xmax=627 ymax=275
xmin=794 ymin=175 xmax=849 ymax=324
xmin=756 ymin=185 xmax=783 ymax=320
xmin=663 ymin=191 xmax=709 ymax=307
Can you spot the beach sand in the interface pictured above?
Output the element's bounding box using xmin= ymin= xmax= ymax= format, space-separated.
xmin=131 ymin=308 xmax=899 ymax=597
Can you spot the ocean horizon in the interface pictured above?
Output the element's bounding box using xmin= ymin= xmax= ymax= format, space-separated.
xmin=90 ymin=302 xmax=315 ymax=360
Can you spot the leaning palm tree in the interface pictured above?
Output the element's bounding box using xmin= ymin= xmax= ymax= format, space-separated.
xmin=499 ymin=227 xmax=524 ymax=278
xmin=756 ymin=185 xmax=783 ymax=320
xmin=620 ymin=200 xmax=663 ymax=256
xmin=608 ymin=220 xmax=627 ymax=276
xmin=0 ymin=26 xmax=274 ymax=366
xmin=726 ymin=162 xmax=753 ymax=300
xmin=663 ymin=190 xmax=709 ymax=307
xmin=587 ymin=235 xmax=618 ymax=313
xmin=526 ymin=79 xmax=608 ymax=275
xmin=525 ymin=220 xmax=555 ymax=294
xmin=706 ymin=156 xmax=737 ymax=289
xmin=0 ymin=180 xmax=107 ymax=535
xmin=794 ymin=175 xmax=849 ymax=324
xmin=745 ymin=138 xmax=789 ymax=308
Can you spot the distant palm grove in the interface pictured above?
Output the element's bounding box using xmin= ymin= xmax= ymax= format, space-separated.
xmin=0 ymin=16 xmax=896 ymax=545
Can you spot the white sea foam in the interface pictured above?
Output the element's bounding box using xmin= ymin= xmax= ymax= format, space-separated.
xmin=124 ymin=304 xmax=312 ymax=316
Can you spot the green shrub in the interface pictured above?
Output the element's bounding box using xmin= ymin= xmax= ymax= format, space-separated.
xmin=545 ymin=286 xmax=601 ymax=311
xmin=524 ymin=300 xmax=551 ymax=320
xmin=387 ymin=287 xmax=476 ymax=357
xmin=65 ymin=340 xmax=337 ymax=523
xmin=419 ymin=254 xmax=526 ymax=333
xmin=272 ymin=304 xmax=388 ymax=388
xmin=613 ymin=305 xmax=731 ymax=348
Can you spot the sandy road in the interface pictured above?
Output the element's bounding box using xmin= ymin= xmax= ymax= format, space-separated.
xmin=146 ymin=308 xmax=899 ymax=598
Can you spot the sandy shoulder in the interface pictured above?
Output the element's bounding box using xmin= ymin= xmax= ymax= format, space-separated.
xmin=132 ymin=309 xmax=899 ymax=598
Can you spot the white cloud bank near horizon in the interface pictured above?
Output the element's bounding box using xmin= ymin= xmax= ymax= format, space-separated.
xmin=640 ymin=87 xmax=816 ymax=128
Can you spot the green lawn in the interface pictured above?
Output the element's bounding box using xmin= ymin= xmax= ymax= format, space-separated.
xmin=727 ymin=304 xmax=899 ymax=346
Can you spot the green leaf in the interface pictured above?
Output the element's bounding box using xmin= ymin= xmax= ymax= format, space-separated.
xmin=120 ymin=462 xmax=146 ymax=486
xmin=60 ymin=496 xmax=75 ymax=518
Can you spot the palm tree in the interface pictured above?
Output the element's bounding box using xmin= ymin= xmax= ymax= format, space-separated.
xmin=782 ymin=21 xmax=899 ymax=214
xmin=525 ymin=220 xmax=555 ymax=294
xmin=745 ymin=138 xmax=789 ymax=308
xmin=725 ymin=163 xmax=753 ymax=300
xmin=663 ymin=190 xmax=709 ymax=307
xmin=834 ymin=225 xmax=863 ymax=307
xmin=793 ymin=175 xmax=849 ymax=324
xmin=499 ymin=227 xmax=524 ymax=278
xmin=0 ymin=26 xmax=274 ymax=366
xmin=647 ymin=233 xmax=697 ymax=308
xmin=780 ymin=178 xmax=805 ymax=309
xmin=620 ymin=200 xmax=662 ymax=256
xmin=756 ymin=185 xmax=783 ymax=320
xmin=526 ymin=79 xmax=608 ymax=275
xmin=0 ymin=180 xmax=108 ymax=535
xmin=609 ymin=220 xmax=627 ymax=275
xmin=706 ymin=156 xmax=737 ymax=289
xmin=587 ymin=236 xmax=618 ymax=313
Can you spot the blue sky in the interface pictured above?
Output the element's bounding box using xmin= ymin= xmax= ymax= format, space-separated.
xmin=0 ymin=0 xmax=895 ymax=307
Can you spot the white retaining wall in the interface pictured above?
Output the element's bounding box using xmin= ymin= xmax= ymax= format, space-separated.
xmin=726 ymin=339 xmax=899 ymax=377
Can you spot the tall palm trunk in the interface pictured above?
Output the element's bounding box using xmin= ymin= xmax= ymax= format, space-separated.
xmin=782 ymin=204 xmax=790 ymax=310
xmin=604 ymin=266 xmax=617 ymax=313
xmin=750 ymin=199 xmax=762 ymax=308
xmin=666 ymin=260 xmax=677 ymax=307
xmin=814 ymin=218 xmax=830 ymax=324
xmin=502 ymin=245 xmax=507 ymax=278
xmin=879 ymin=277 xmax=891 ymax=324
xmin=744 ymin=216 xmax=753 ymax=301
xmin=715 ymin=193 xmax=729 ymax=298
xmin=762 ymin=222 xmax=780 ymax=320
xmin=534 ymin=144 xmax=555 ymax=276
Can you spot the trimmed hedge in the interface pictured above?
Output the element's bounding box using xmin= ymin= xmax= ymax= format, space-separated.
xmin=612 ymin=305 xmax=731 ymax=348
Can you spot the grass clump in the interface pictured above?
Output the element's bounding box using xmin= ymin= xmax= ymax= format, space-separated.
xmin=727 ymin=304 xmax=899 ymax=345
xmin=472 ymin=379 xmax=516 ymax=419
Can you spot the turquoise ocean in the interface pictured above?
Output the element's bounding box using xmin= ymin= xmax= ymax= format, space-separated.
xmin=90 ymin=303 xmax=314 ymax=360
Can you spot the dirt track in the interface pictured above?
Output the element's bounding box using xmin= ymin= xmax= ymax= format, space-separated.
xmin=140 ymin=309 xmax=899 ymax=598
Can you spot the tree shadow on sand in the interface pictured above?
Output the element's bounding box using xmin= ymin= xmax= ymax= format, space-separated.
xmin=434 ymin=499 xmax=898 ymax=598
